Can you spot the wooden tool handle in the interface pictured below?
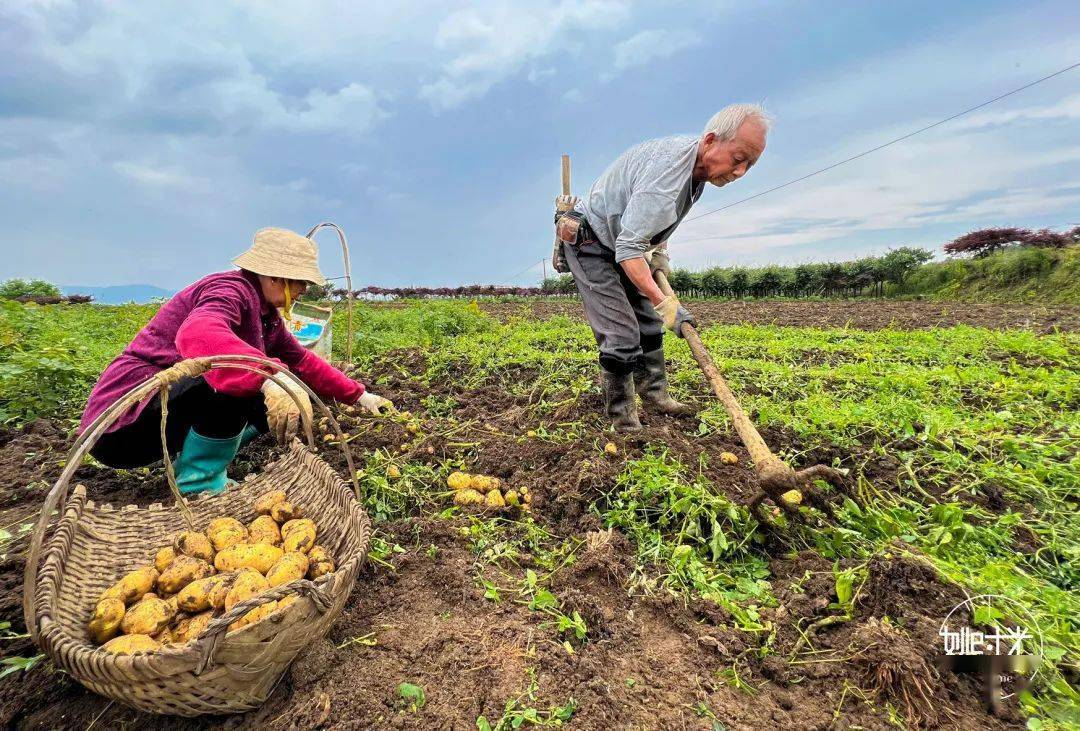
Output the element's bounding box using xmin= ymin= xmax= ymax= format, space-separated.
xmin=561 ymin=155 xmax=571 ymax=196
xmin=652 ymin=270 xmax=782 ymax=471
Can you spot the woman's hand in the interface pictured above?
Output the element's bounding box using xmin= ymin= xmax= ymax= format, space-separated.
xmin=358 ymin=391 xmax=394 ymax=416
xmin=262 ymin=378 xmax=313 ymax=443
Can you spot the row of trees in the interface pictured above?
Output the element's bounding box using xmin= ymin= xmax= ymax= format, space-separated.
xmin=944 ymin=226 xmax=1079 ymax=257
xmin=541 ymin=246 xmax=934 ymax=299
xmin=0 ymin=278 xmax=92 ymax=304
xmin=302 ymin=284 xmax=548 ymax=301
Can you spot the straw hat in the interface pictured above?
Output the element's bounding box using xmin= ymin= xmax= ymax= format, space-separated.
xmin=232 ymin=227 xmax=326 ymax=285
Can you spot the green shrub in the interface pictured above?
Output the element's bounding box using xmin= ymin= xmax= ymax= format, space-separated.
xmin=987 ymin=247 xmax=1057 ymax=284
xmin=0 ymin=278 xmax=61 ymax=300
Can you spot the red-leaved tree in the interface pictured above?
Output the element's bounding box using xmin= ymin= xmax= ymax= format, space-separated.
xmin=1023 ymin=228 xmax=1070 ymax=249
xmin=944 ymin=227 xmax=1030 ymax=257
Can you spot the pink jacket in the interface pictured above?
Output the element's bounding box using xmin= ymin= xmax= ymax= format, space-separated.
xmin=80 ymin=270 xmax=363 ymax=433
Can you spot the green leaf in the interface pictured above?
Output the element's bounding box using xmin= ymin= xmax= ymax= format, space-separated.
xmin=835 ymin=571 xmax=854 ymax=607
xmin=397 ymin=682 xmax=426 ymax=711
xmin=476 ymin=716 xmax=492 ymax=731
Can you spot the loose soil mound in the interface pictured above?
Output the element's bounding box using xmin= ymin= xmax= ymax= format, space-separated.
xmin=0 ymin=352 xmax=1025 ymax=729
xmin=475 ymin=298 xmax=1080 ymax=333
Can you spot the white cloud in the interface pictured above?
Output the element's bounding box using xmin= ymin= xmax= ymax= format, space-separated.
xmin=419 ymin=0 xmax=629 ymax=110
xmin=611 ymin=28 xmax=701 ymax=71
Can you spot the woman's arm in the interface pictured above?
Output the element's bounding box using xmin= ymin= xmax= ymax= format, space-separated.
xmin=175 ymin=281 xmax=284 ymax=395
xmin=265 ymin=317 xmax=365 ymax=404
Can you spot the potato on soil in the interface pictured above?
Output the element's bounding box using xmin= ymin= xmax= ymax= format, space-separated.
xmin=281 ymin=518 xmax=317 ymax=554
xmin=485 ymin=489 xmax=506 ymax=508
xmin=154 ymin=547 xmax=177 ymax=574
xmin=101 ymin=634 xmax=160 ymax=654
xmin=176 ymin=573 xmax=232 ymax=613
xmin=307 ymin=545 xmax=335 ymax=579
xmin=157 ymin=556 xmax=214 ymax=594
xmin=453 ymin=488 xmax=484 ymax=506
xmin=469 ymin=475 xmax=494 ymax=492
xmin=214 ymin=542 xmax=284 ymax=574
xmin=447 ymin=471 xmax=472 ymax=490
xmin=102 ymin=566 xmax=159 ymax=605
xmin=120 ymin=597 xmax=177 ymax=636
xmin=248 ymin=515 xmax=282 ymax=546
xmin=254 ymin=490 xmax=288 ymax=515
xmin=720 ymin=451 xmax=739 ymax=465
xmin=504 ymin=490 xmax=520 ymax=507
xmin=87 ymin=598 xmax=125 ymax=644
xmin=205 ymin=517 xmax=248 ymax=552
xmin=224 ymin=569 xmax=270 ymax=612
xmin=173 ymin=531 xmax=215 ymax=562
xmin=270 ymin=501 xmax=302 ymax=523
xmin=266 ymin=552 xmax=310 ymax=587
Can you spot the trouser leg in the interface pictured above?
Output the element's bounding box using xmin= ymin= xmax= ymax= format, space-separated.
xmin=90 ymin=377 xmax=267 ymax=469
xmin=565 ymin=241 xmax=643 ymax=431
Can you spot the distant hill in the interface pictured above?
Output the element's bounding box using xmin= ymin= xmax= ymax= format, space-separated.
xmin=61 ymin=284 xmax=174 ymax=304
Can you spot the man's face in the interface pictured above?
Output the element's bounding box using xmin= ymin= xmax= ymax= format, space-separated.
xmin=695 ymin=120 xmax=768 ymax=187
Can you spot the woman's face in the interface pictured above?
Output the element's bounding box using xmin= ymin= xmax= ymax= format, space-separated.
xmin=258 ymin=275 xmax=309 ymax=309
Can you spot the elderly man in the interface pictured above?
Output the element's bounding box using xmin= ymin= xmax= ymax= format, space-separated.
xmin=554 ymin=104 xmax=770 ymax=431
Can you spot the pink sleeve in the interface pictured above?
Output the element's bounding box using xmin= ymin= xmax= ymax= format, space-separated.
xmin=264 ymin=316 xmax=365 ymax=404
xmin=175 ymin=283 xmax=282 ymax=396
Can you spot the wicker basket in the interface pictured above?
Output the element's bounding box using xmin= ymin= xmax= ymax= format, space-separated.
xmin=23 ymin=356 xmax=371 ymax=716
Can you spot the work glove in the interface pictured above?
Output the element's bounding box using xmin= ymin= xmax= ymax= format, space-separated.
xmin=358 ymin=391 xmax=395 ymax=416
xmin=654 ymin=295 xmax=695 ymax=338
xmin=646 ymin=247 xmax=671 ymax=278
xmin=262 ymin=377 xmax=313 ymax=444
xmin=552 ymin=237 xmax=569 ymax=274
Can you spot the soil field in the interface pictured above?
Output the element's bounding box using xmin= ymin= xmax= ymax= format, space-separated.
xmin=0 ymin=298 xmax=1075 ymax=729
xmin=469 ymin=298 xmax=1080 ymax=333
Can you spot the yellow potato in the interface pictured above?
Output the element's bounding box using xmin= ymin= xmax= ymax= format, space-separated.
xmin=157 ymin=556 xmax=215 ymax=595
xmin=102 ymin=567 xmax=159 ymax=605
xmin=453 ymin=488 xmax=484 ymax=506
xmin=447 ymin=471 xmax=472 ymax=490
xmin=87 ymin=598 xmax=125 ymax=644
xmin=720 ymin=451 xmax=739 ymax=465
xmin=214 ymin=543 xmax=284 ymax=574
xmin=469 ymin=475 xmax=494 ymax=492
xmin=254 ymin=490 xmax=288 ymax=515
xmin=153 ymin=627 xmax=174 ymax=645
xmin=504 ymin=490 xmax=520 ymax=507
xmin=266 ymin=552 xmax=310 ymax=587
xmin=248 ymin=515 xmax=282 ymax=546
xmin=224 ymin=569 xmax=270 ymax=612
xmin=120 ymin=597 xmax=177 ymax=636
xmin=207 ymin=571 xmax=239 ymax=609
xmin=173 ymin=531 xmax=215 ymax=562
xmin=101 ymin=634 xmax=160 ymax=654
xmin=176 ymin=574 xmax=232 ymax=613
xmin=307 ymin=545 xmax=335 ymax=580
xmin=276 ymin=594 xmax=299 ymax=612
xmin=172 ymin=610 xmax=214 ymax=644
xmin=206 ymin=517 xmax=248 ymax=552
xmin=154 ymin=547 xmax=177 ymax=574
xmin=270 ymin=501 xmax=302 ymax=523
xmin=485 ymin=490 xmax=505 ymax=508
xmin=228 ymin=602 xmax=277 ymax=633
xmin=281 ymin=519 xmax=317 ymax=554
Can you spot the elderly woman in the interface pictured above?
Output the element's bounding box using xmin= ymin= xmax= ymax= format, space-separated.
xmin=80 ymin=227 xmax=392 ymax=494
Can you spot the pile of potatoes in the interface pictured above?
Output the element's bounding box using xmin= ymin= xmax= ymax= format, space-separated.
xmin=446 ymin=471 xmax=530 ymax=511
xmin=87 ymin=490 xmax=336 ymax=655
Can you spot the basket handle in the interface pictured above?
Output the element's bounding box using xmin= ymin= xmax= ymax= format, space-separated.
xmin=23 ymin=354 xmax=360 ymax=645
xmin=191 ymin=577 xmax=334 ymax=673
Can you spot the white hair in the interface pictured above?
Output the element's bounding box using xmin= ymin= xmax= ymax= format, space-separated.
xmin=703 ymin=103 xmax=773 ymax=140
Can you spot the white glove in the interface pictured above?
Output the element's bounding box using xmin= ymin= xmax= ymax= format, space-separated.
xmin=646 ymin=247 xmax=671 ymax=278
xmin=358 ymin=391 xmax=395 ymax=416
xmin=262 ymin=378 xmax=313 ymax=444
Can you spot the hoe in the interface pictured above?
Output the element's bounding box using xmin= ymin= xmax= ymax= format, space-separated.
xmin=652 ymin=268 xmax=851 ymax=523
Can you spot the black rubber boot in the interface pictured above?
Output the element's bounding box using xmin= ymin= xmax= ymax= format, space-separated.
xmin=634 ymin=348 xmax=693 ymax=416
xmin=601 ymin=367 xmax=642 ymax=432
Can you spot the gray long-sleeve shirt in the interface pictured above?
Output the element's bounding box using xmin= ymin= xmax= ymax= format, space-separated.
xmin=576 ymin=135 xmax=705 ymax=263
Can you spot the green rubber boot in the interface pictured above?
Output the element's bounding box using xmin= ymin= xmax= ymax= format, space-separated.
xmin=173 ymin=428 xmax=242 ymax=495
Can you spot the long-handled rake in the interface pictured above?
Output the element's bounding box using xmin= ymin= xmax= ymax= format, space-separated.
xmin=652 ymin=269 xmax=851 ymax=522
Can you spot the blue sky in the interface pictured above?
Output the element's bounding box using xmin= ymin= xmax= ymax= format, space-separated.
xmin=1 ymin=0 xmax=1077 ymax=289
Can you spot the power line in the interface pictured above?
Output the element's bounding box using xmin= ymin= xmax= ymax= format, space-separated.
xmin=499 ymin=258 xmax=546 ymax=284
xmin=680 ymin=60 xmax=1080 ymax=228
